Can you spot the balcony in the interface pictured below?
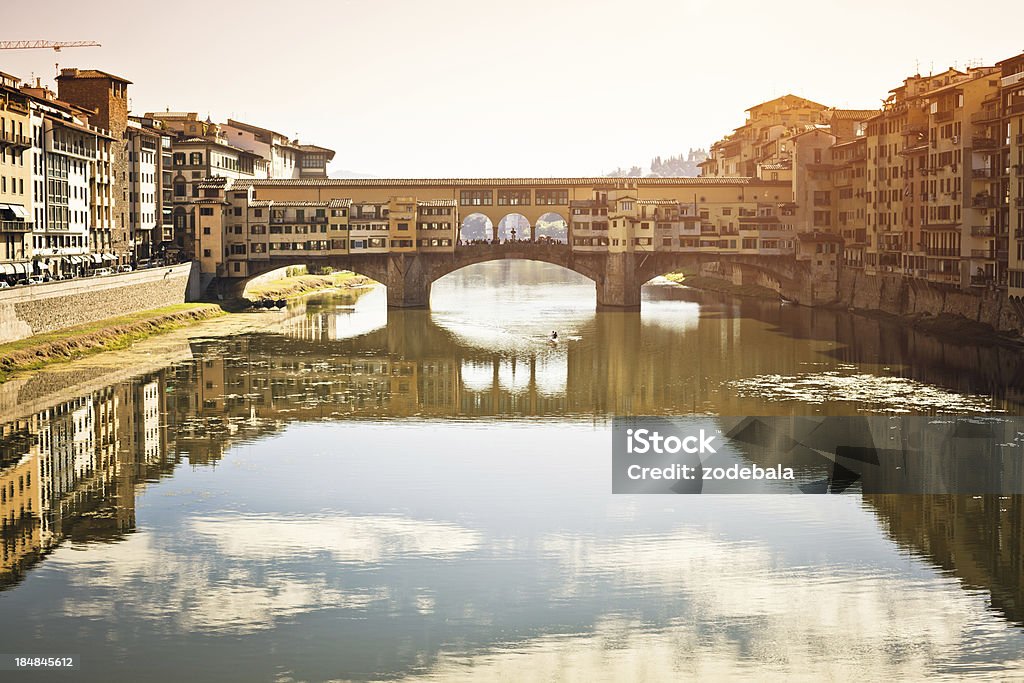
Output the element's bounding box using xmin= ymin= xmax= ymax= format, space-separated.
xmin=0 ymin=220 xmax=32 ymax=233
xmin=970 ymin=249 xmax=995 ymax=259
xmin=971 ymin=195 xmax=997 ymax=209
xmin=971 ymin=167 xmax=993 ymax=178
xmin=971 ymin=135 xmax=998 ymax=150
xmin=970 ymin=106 xmax=1000 ymax=124
xmin=925 ymin=247 xmax=959 ymax=257
xmin=0 ymin=129 xmax=31 ymax=149
xmin=309 ymin=215 xmax=328 ymax=224
xmin=971 ymin=225 xmax=996 ymax=237
xmin=900 ymin=123 xmax=927 ymax=136
xmin=934 ymin=109 xmax=954 ymax=122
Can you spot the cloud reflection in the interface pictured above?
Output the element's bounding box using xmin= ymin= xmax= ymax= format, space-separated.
xmin=57 ymin=513 xmax=480 ymax=634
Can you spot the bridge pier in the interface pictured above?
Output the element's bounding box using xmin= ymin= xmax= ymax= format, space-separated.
xmin=595 ymin=252 xmax=642 ymax=310
xmin=385 ymin=253 xmax=432 ymax=308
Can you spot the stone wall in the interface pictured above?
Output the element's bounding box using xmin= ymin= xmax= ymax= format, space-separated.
xmin=837 ymin=268 xmax=1024 ymax=335
xmin=0 ymin=263 xmax=199 ymax=344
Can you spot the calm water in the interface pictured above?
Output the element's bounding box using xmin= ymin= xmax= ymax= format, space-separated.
xmin=2 ymin=262 xmax=1024 ymax=681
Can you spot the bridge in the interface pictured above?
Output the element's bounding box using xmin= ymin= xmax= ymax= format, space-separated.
xmin=226 ymin=242 xmax=827 ymax=309
xmin=191 ymin=177 xmax=840 ymax=308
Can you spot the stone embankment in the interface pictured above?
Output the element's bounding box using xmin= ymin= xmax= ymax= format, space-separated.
xmin=0 ymin=263 xmax=199 ymax=344
xmin=243 ymin=270 xmax=374 ymax=302
xmin=0 ymin=304 xmax=223 ymax=383
xmin=670 ymin=266 xmax=1024 ymax=342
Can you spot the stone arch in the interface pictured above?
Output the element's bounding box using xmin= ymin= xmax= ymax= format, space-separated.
xmin=497 ymin=213 xmax=530 ymax=242
xmin=535 ymin=211 xmax=568 ymax=244
xmin=459 ymin=213 xmax=494 ymax=244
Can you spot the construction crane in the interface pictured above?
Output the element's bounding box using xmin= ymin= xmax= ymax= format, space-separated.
xmin=0 ymin=40 xmax=101 ymax=52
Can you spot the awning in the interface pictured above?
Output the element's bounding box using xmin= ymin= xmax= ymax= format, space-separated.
xmin=91 ymin=254 xmax=103 ymax=264
xmin=102 ymin=252 xmax=116 ymax=261
xmin=1 ymin=264 xmax=14 ymax=275
xmin=37 ymin=261 xmax=50 ymax=270
xmin=8 ymin=204 xmax=28 ymax=219
xmin=12 ymin=263 xmax=28 ymax=275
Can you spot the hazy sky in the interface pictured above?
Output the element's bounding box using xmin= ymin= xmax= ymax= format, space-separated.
xmin=4 ymin=1 xmax=1023 ymax=177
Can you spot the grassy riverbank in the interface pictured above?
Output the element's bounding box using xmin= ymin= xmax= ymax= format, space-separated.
xmin=664 ymin=270 xmax=780 ymax=300
xmin=0 ymin=303 xmax=225 ymax=383
xmin=245 ymin=270 xmax=374 ymax=301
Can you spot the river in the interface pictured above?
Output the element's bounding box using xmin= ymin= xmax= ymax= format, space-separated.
xmin=1 ymin=261 xmax=1023 ymax=681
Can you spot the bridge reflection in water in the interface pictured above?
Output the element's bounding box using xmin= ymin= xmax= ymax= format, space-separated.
xmin=1 ymin=285 xmax=1023 ymax=641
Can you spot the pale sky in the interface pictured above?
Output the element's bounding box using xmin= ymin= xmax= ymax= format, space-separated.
xmin=5 ymin=0 xmax=1024 ymax=177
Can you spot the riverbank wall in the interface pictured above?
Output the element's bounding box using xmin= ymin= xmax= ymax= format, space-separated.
xmin=690 ymin=264 xmax=1024 ymax=337
xmin=836 ymin=269 xmax=1024 ymax=336
xmin=0 ymin=263 xmax=200 ymax=344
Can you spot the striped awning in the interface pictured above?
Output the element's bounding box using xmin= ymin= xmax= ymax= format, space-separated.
xmin=1 ymin=263 xmax=15 ymax=275
xmin=91 ymin=254 xmax=103 ymax=264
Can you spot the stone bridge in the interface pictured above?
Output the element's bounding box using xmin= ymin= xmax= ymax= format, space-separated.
xmin=220 ymin=244 xmax=833 ymax=309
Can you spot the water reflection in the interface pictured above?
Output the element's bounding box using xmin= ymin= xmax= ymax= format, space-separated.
xmin=1 ymin=262 xmax=1023 ymax=680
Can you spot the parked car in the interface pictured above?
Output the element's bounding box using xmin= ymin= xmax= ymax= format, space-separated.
xmin=26 ymin=276 xmax=45 ymax=285
xmin=0 ymin=280 xmax=9 ymax=289
xmin=117 ymin=264 xmax=133 ymax=273
xmin=93 ymin=268 xmax=113 ymax=277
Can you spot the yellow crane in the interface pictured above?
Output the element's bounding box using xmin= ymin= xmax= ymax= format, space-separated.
xmin=0 ymin=40 xmax=101 ymax=51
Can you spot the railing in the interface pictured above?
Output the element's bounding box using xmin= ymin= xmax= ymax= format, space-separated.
xmin=970 ymin=107 xmax=999 ymax=124
xmin=972 ymin=195 xmax=997 ymax=208
xmin=0 ymin=129 xmax=31 ymax=148
xmin=971 ymin=225 xmax=995 ymax=237
xmin=971 ymin=136 xmax=998 ymax=149
xmin=970 ymin=249 xmax=995 ymax=259
xmin=0 ymin=221 xmax=32 ymax=232
xmin=971 ymin=167 xmax=993 ymax=178
xmin=925 ymin=248 xmax=959 ymax=257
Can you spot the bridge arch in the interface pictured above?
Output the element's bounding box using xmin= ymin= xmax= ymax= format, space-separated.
xmin=459 ymin=213 xmax=494 ymax=244
xmin=497 ymin=213 xmax=530 ymax=242
xmin=535 ymin=212 xmax=568 ymax=244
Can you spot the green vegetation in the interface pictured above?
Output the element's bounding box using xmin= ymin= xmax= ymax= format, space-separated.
xmin=665 ymin=271 xmax=780 ymax=300
xmin=245 ymin=270 xmax=374 ymax=301
xmin=0 ymin=303 xmax=225 ymax=383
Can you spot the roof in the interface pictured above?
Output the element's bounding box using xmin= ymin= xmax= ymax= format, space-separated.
xmin=225 ymin=119 xmax=288 ymax=140
xmin=56 ymin=68 xmax=132 ymax=85
xmin=828 ymin=108 xmax=877 ymax=121
xmin=239 ymin=177 xmax=779 ymax=188
xmin=746 ymin=94 xmax=828 ymax=113
xmin=417 ymin=199 xmax=456 ymax=207
xmin=759 ymin=163 xmax=791 ymax=170
xmin=636 ymin=199 xmax=677 ymax=205
xmin=328 ymin=198 xmax=352 ymax=208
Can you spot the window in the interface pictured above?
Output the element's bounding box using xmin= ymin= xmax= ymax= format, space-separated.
xmin=397 ymin=222 xmax=409 ymax=230
xmin=203 ymin=227 xmax=211 ymax=235
xmin=497 ymin=189 xmax=531 ymax=206
xmin=173 ymin=152 xmax=185 ymax=166
xmin=200 ymin=207 xmax=214 ymax=216
xmin=460 ymin=190 xmax=493 ymax=206
xmin=202 ymin=249 xmax=211 ymax=257
xmin=189 ymin=152 xmax=203 ymax=166
xmin=535 ymin=190 xmax=569 ymax=205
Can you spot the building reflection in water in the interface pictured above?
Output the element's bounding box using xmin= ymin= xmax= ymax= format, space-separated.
xmin=2 ymin=281 xmax=1024 ymax=644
